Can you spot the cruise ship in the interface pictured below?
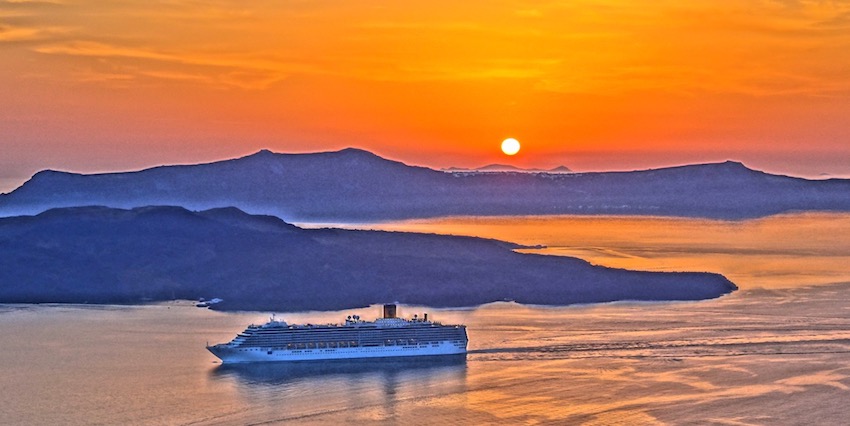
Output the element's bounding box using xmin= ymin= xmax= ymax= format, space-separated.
xmin=207 ymin=304 xmax=468 ymax=363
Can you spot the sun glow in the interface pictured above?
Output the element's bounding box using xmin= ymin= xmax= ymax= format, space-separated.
xmin=501 ymin=138 xmax=520 ymax=156
xmin=1 ymin=0 xmax=849 ymax=185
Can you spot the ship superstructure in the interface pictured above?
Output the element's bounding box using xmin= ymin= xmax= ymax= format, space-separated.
xmin=207 ymin=304 xmax=468 ymax=363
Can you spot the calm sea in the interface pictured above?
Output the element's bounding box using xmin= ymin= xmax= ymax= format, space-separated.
xmin=3 ymin=213 xmax=850 ymax=425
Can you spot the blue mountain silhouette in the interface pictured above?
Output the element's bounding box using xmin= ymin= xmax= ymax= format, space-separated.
xmin=1 ymin=148 xmax=848 ymax=220
xmin=0 ymin=206 xmax=736 ymax=311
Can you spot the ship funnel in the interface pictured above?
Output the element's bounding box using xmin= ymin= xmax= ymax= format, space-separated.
xmin=383 ymin=304 xmax=397 ymax=319
xmin=424 ymin=313 xmax=428 ymax=321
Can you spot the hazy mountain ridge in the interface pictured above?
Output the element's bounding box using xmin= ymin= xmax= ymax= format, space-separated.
xmin=1 ymin=148 xmax=848 ymax=220
xmin=0 ymin=206 xmax=736 ymax=311
xmin=444 ymin=164 xmax=573 ymax=173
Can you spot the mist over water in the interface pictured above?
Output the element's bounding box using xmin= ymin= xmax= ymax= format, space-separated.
xmin=3 ymin=214 xmax=850 ymax=424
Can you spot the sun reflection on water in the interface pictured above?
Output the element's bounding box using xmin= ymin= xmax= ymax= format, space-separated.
xmin=353 ymin=213 xmax=850 ymax=289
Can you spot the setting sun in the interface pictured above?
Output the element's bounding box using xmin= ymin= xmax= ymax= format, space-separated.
xmin=501 ymin=138 xmax=521 ymax=156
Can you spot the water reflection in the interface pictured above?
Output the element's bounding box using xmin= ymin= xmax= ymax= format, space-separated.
xmin=208 ymin=356 xmax=468 ymax=423
xmin=211 ymin=355 xmax=467 ymax=386
xmin=346 ymin=213 xmax=850 ymax=289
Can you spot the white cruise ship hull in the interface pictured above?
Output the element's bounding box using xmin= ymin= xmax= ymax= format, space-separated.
xmin=209 ymin=340 xmax=466 ymax=363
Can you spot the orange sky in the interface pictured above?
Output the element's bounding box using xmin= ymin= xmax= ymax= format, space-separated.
xmin=2 ymin=0 xmax=850 ymax=192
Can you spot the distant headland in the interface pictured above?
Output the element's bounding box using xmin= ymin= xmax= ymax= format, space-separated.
xmin=442 ymin=164 xmax=573 ymax=173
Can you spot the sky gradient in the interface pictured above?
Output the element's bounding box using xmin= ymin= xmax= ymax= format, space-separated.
xmin=2 ymin=0 xmax=850 ymax=192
